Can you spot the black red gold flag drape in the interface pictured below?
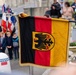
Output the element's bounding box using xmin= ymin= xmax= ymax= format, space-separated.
xmin=18 ymin=16 xmax=69 ymax=67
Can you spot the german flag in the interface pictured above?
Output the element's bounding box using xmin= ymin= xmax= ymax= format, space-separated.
xmin=18 ymin=16 xmax=69 ymax=67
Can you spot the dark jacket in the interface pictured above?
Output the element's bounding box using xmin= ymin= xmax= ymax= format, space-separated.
xmin=52 ymin=2 xmax=61 ymax=18
xmin=52 ymin=2 xmax=61 ymax=11
xmin=6 ymin=36 xmax=13 ymax=47
xmin=50 ymin=9 xmax=59 ymax=18
xmin=12 ymin=37 xmax=19 ymax=47
xmin=12 ymin=37 xmax=18 ymax=42
xmin=44 ymin=3 xmax=61 ymax=18
xmin=44 ymin=9 xmax=61 ymax=18
xmin=44 ymin=10 xmax=50 ymax=17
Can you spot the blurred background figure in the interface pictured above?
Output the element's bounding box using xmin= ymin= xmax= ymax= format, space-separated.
xmin=71 ymin=0 xmax=76 ymax=12
xmin=44 ymin=7 xmax=50 ymax=17
xmin=12 ymin=33 xmax=19 ymax=60
xmin=50 ymin=4 xmax=60 ymax=18
xmin=60 ymin=0 xmax=64 ymax=8
xmin=44 ymin=0 xmax=61 ymax=18
xmin=62 ymin=2 xmax=74 ymax=20
xmin=60 ymin=0 xmax=64 ymax=14
xmin=0 ymin=32 xmax=6 ymax=53
xmin=52 ymin=0 xmax=61 ymax=17
xmin=6 ymin=31 xmax=13 ymax=60
xmin=0 ymin=26 xmax=6 ymax=53
xmin=71 ymin=0 xmax=76 ymax=20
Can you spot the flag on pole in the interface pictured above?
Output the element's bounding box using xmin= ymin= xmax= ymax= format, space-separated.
xmin=11 ymin=15 xmax=17 ymax=25
xmin=2 ymin=4 xmax=6 ymax=13
xmin=1 ymin=13 xmax=7 ymax=33
xmin=8 ymin=16 xmax=12 ymax=32
xmin=18 ymin=16 xmax=69 ymax=67
xmin=2 ymin=4 xmax=8 ymax=13
xmin=8 ymin=16 xmax=14 ymax=32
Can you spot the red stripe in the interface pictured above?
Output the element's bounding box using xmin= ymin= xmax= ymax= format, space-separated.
xmin=35 ymin=17 xmax=52 ymax=66
xmin=1 ymin=20 xmax=7 ymax=33
xmin=8 ymin=22 xmax=12 ymax=32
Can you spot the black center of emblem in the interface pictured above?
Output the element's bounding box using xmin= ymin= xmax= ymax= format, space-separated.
xmin=34 ymin=33 xmax=55 ymax=51
xmin=44 ymin=38 xmax=53 ymax=46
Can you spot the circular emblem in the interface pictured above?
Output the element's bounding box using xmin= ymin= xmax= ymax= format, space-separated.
xmin=32 ymin=32 xmax=55 ymax=51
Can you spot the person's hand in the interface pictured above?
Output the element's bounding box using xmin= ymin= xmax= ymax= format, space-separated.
xmin=44 ymin=15 xmax=50 ymax=18
xmin=7 ymin=46 xmax=10 ymax=48
xmin=52 ymin=6 xmax=55 ymax=9
xmin=0 ymin=47 xmax=2 ymax=49
xmin=72 ymin=6 xmax=75 ymax=8
xmin=7 ymin=46 xmax=12 ymax=48
xmin=9 ymin=46 xmax=11 ymax=48
xmin=49 ymin=64 xmax=76 ymax=75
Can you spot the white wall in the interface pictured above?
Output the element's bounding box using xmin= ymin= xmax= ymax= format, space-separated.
xmin=0 ymin=0 xmax=5 ymax=6
xmin=4 ymin=0 xmax=24 ymax=8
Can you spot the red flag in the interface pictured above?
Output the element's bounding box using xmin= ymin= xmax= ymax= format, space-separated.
xmin=8 ymin=16 xmax=12 ymax=32
xmin=1 ymin=13 xmax=7 ymax=33
xmin=8 ymin=16 xmax=14 ymax=32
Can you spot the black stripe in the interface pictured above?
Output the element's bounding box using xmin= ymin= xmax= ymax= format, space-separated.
xmin=19 ymin=17 xmax=35 ymax=63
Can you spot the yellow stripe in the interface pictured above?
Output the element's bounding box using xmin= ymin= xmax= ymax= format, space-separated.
xmin=52 ymin=18 xmax=68 ymax=22
xmin=50 ymin=18 xmax=69 ymax=66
